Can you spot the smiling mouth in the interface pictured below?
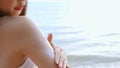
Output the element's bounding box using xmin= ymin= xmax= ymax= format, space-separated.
xmin=14 ymin=6 xmax=24 ymax=11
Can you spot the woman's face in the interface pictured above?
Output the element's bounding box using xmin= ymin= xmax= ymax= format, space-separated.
xmin=0 ymin=0 xmax=26 ymax=16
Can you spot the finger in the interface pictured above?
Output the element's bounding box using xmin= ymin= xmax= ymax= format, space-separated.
xmin=55 ymin=51 xmax=59 ymax=64
xmin=59 ymin=57 xmax=63 ymax=68
xmin=53 ymin=46 xmax=60 ymax=64
xmin=65 ymin=58 xmax=70 ymax=68
xmin=54 ymin=46 xmax=59 ymax=64
xmin=47 ymin=34 xmax=60 ymax=65
xmin=62 ymin=50 xmax=68 ymax=68
xmin=63 ymin=60 xmax=66 ymax=68
xmin=47 ymin=33 xmax=53 ymax=42
xmin=66 ymin=59 xmax=70 ymax=68
xmin=66 ymin=64 xmax=70 ymax=68
xmin=63 ymin=50 xmax=70 ymax=68
xmin=51 ymin=42 xmax=58 ymax=52
xmin=47 ymin=33 xmax=56 ymax=50
xmin=59 ymin=48 xmax=65 ymax=68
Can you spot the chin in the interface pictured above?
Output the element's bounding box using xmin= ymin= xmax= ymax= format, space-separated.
xmin=12 ymin=13 xmax=21 ymax=16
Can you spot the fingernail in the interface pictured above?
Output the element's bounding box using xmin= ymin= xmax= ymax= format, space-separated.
xmin=56 ymin=56 xmax=59 ymax=64
xmin=63 ymin=64 xmax=66 ymax=68
xmin=56 ymin=59 xmax=58 ymax=64
xmin=59 ymin=64 xmax=62 ymax=68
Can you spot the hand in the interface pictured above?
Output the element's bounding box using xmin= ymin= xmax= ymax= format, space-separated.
xmin=47 ymin=33 xmax=70 ymax=68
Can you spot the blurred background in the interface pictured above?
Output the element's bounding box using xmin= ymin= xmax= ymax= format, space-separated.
xmin=27 ymin=0 xmax=120 ymax=68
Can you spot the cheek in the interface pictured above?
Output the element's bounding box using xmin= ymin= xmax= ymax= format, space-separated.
xmin=5 ymin=1 xmax=16 ymax=11
xmin=0 ymin=4 xmax=14 ymax=12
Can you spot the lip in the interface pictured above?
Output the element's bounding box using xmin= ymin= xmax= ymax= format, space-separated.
xmin=14 ymin=6 xmax=24 ymax=11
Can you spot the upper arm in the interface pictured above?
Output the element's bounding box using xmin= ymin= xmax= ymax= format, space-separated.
xmin=14 ymin=17 xmax=57 ymax=68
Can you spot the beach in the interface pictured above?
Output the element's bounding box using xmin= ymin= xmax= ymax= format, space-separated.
xmin=27 ymin=1 xmax=120 ymax=68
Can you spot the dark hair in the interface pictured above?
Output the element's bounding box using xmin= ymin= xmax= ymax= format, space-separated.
xmin=20 ymin=1 xmax=28 ymax=16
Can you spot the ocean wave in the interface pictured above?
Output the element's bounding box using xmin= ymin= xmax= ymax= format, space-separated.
xmin=67 ymin=55 xmax=120 ymax=68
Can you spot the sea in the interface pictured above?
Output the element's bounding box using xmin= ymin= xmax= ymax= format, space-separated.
xmin=27 ymin=1 xmax=120 ymax=68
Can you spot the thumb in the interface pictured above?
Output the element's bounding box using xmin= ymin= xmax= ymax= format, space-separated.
xmin=47 ymin=33 xmax=53 ymax=43
xmin=47 ymin=33 xmax=56 ymax=50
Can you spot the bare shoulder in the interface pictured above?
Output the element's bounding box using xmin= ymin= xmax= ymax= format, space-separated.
xmin=0 ymin=16 xmax=32 ymax=22
xmin=0 ymin=16 xmax=57 ymax=68
xmin=0 ymin=16 xmax=41 ymax=48
xmin=0 ymin=16 xmax=33 ymax=28
xmin=0 ymin=16 xmax=37 ymax=34
xmin=0 ymin=16 xmax=46 ymax=54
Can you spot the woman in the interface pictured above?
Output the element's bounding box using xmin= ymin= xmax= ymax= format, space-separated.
xmin=0 ymin=0 xmax=69 ymax=68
